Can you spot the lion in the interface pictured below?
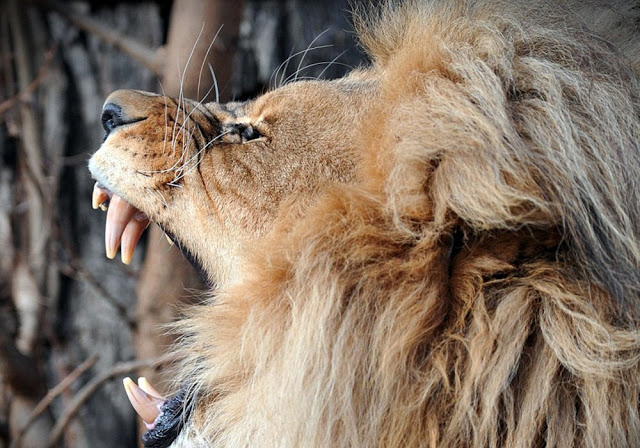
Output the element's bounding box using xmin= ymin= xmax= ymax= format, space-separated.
xmin=88 ymin=0 xmax=640 ymax=446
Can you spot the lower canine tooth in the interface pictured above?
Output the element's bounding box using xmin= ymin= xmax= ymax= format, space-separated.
xmin=123 ymin=377 xmax=164 ymax=424
xmin=138 ymin=377 xmax=165 ymax=399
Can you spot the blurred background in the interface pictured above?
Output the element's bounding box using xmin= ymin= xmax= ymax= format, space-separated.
xmin=0 ymin=0 xmax=367 ymax=446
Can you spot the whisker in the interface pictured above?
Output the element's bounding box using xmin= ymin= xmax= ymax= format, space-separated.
xmin=282 ymin=51 xmax=350 ymax=85
xmin=139 ymin=122 xmax=191 ymax=175
xmin=145 ymin=187 xmax=168 ymax=208
xmin=270 ymin=44 xmax=334 ymax=89
xmin=172 ymin=134 xmax=227 ymax=183
xmin=314 ymin=51 xmax=350 ymax=79
xmin=176 ymin=120 xmax=195 ymax=180
xmin=182 ymin=23 xmax=206 ymax=91
xmin=208 ymin=63 xmax=220 ymax=104
xmin=158 ymin=81 xmax=169 ymax=156
xmin=171 ymin=130 xmax=231 ymax=184
xmin=170 ymin=83 xmax=217 ymax=172
xmin=172 ymin=26 xmax=204 ymax=155
xmin=272 ymin=49 xmax=293 ymax=90
xmin=171 ymin=70 xmax=182 ymax=156
xmin=175 ymin=83 xmax=216 ymax=148
xmin=197 ymin=25 xmax=223 ymax=102
xmin=293 ymin=29 xmax=331 ymax=83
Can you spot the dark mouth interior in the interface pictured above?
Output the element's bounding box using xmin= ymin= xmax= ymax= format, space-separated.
xmin=160 ymin=227 xmax=213 ymax=288
xmin=141 ymin=386 xmax=195 ymax=448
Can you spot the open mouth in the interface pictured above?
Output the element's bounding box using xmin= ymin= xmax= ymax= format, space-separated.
xmin=92 ymin=182 xmax=151 ymax=265
xmin=93 ymin=184 xmax=196 ymax=444
xmin=123 ymin=377 xmax=194 ymax=448
xmin=92 ymin=181 xmax=212 ymax=287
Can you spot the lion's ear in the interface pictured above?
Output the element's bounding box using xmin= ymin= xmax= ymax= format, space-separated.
xmin=381 ymin=63 xmax=640 ymax=315
xmin=365 ymin=9 xmax=640 ymax=314
xmin=382 ymin=80 xmax=555 ymax=234
xmin=430 ymin=155 xmax=551 ymax=232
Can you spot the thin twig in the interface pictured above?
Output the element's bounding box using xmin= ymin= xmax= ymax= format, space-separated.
xmin=10 ymin=354 xmax=99 ymax=448
xmin=52 ymin=222 xmax=137 ymax=330
xmin=47 ymin=354 xmax=180 ymax=447
xmin=31 ymin=0 xmax=163 ymax=75
xmin=0 ymin=46 xmax=56 ymax=117
xmin=56 ymin=259 xmax=136 ymax=329
xmin=1 ymin=7 xmax=17 ymax=106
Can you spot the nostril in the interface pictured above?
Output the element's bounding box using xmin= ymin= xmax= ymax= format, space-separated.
xmin=101 ymin=103 xmax=124 ymax=134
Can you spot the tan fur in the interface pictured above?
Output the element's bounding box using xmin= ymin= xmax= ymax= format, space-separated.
xmin=89 ymin=0 xmax=640 ymax=446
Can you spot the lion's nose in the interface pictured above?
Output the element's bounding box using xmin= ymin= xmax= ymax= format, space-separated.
xmin=100 ymin=89 xmax=156 ymax=139
xmin=101 ymin=103 xmax=125 ymax=135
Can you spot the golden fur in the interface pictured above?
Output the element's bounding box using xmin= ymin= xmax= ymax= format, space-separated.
xmin=89 ymin=0 xmax=640 ymax=446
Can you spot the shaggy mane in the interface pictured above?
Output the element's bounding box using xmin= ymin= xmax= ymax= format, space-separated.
xmin=173 ymin=1 xmax=640 ymax=446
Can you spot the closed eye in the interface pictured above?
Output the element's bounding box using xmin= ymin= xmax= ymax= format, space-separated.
xmin=239 ymin=124 xmax=262 ymax=143
xmin=223 ymin=123 xmax=265 ymax=144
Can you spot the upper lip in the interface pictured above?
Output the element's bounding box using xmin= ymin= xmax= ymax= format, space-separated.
xmin=88 ymin=157 xmax=124 ymax=204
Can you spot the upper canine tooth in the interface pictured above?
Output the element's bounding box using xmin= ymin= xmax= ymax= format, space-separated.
xmin=164 ymin=232 xmax=174 ymax=246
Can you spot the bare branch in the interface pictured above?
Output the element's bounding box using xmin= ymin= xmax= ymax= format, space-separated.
xmin=55 ymin=259 xmax=136 ymax=330
xmin=0 ymin=46 xmax=56 ymax=118
xmin=46 ymin=354 xmax=180 ymax=447
xmin=52 ymin=223 xmax=137 ymax=330
xmin=32 ymin=0 xmax=164 ymax=75
xmin=10 ymin=354 xmax=99 ymax=448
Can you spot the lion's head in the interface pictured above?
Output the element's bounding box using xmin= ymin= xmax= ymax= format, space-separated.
xmin=89 ymin=0 xmax=640 ymax=446
xmin=89 ymin=77 xmax=374 ymax=284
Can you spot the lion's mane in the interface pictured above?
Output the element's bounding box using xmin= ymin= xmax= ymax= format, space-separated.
xmin=173 ymin=1 xmax=640 ymax=446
